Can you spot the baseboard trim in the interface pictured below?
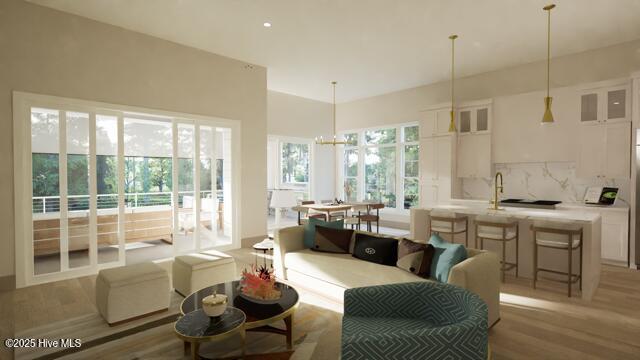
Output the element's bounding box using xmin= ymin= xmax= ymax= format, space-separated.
xmin=0 ymin=275 xmax=16 ymax=291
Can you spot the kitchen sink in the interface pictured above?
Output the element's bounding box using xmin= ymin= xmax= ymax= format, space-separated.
xmin=499 ymin=199 xmax=561 ymax=209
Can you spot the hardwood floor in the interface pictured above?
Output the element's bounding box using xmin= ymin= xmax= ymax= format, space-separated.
xmin=1 ymin=250 xmax=639 ymax=359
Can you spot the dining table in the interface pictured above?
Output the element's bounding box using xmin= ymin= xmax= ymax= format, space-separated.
xmin=299 ymin=202 xmax=385 ymax=231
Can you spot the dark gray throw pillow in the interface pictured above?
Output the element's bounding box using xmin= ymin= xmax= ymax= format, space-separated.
xmin=352 ymin=233 xmax=398 ymax=266
xmin=312 ymin=226 xmax=354 ymax=253
xmin=397 ymin=238 xmax=435 ymax=278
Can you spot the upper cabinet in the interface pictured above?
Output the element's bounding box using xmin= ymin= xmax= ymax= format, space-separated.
xmin=580 ymin=84 xmax=630 ymax=125
xmin=458 ymin=106 xmax=491 ymax=135
xmin=420 ymin=108 xmax=452 ymax=138
xmin=576 ymin=122 xmax=630 ymax=179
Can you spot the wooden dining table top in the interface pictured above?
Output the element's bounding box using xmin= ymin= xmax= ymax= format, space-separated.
xmin=300 ymin=202 xmax=384 ymax=212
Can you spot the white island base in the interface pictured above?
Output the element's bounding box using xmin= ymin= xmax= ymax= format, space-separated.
xmin=410 ymin=200 xmax=602 ymax=300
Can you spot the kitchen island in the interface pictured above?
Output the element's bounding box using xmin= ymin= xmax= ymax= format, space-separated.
xmin=410 ymin=199 xmax=602 ymax=300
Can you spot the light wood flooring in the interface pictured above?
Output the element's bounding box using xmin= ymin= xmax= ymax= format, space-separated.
xmin=1 ymin=249 xmax=639 ymax=359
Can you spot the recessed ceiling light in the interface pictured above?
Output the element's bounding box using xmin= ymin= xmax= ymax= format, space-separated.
xmin=263 ymin=22 xmax=272 ymax=28
xmin=613 ymin=101 xmax=620 ymax=105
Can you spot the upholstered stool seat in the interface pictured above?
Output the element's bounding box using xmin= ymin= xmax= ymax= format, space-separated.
xmin=172 ymin=250 xmax=237 ymax=297
xmin=475 ymin=215 xmax=519 ymax=283
xmin=429 ymin=209 xmax=469 ymax=246
xmin=96 ymin=262 xmax=170 ymax=325
xmin=532 ymin=220 xmax=583 ymax=297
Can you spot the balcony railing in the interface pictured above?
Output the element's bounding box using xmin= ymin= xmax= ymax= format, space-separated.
xmin=32 ymin=190 xmax=223 ymax=214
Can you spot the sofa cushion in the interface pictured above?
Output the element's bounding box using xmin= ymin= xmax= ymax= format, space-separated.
xmin=284 ymin=249 xmax=428 ymax=289
xmin=352 ymin=233 xmax=398 ymax=266
xmin=397 ymin=239 xmax=435 ymax=277
xmin=312 ymin=226 xmax=353 ymax=253
xmin=303 ymin=217 xmax=344 ymax=249
xmin=429 ymin=234 xmax=468 ymax=283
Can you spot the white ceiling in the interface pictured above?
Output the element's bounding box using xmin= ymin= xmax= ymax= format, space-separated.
xmin=29 ymin=0 xmax=640 ymax=103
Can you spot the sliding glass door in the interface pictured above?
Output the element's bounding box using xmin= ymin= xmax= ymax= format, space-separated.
xmin=16 ymin=93 xmax=237 ymax=287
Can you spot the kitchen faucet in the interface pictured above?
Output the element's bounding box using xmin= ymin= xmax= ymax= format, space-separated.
xmin=490 ymin=172 xmax=504 ymax=210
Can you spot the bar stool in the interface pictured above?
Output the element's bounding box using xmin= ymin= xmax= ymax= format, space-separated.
xmin=531 ymin=220 xmax=583 ymax=297
xmin=475 ymin=215 xmax=519 ymax=283
xmin=428 ymin=210 xmax=469 ymax=247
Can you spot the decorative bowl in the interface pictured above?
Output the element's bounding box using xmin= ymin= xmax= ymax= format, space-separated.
xmin=202 ymin=293 xmax=228 ymax=317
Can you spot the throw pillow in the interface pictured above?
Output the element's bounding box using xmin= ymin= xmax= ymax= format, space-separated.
xmin=428 ymin=233 xmax=468 ymax=283
xmin=352 ymin=233 xmax=398 ymax=266
xmin=303 ymin=217 xmax=344 ymax=249
xmin=312 ymin=226 xmax=354 ymax=253
xmin=396 ymin=238 xmax=435 ymax=277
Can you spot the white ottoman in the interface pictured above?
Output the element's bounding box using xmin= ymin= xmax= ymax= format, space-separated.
xmin=172 ymin=250 xmax=237 ymax=296
xmin=96 ymin=262 xmax=170 ymax=325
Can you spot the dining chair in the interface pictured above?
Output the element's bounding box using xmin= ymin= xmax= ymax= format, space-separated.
xmin=360 ymin=203 xmax=384 ymax=233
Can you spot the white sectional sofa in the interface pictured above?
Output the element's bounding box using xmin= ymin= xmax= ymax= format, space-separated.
xmin=274 ymin=225 xmax=501 ymax=327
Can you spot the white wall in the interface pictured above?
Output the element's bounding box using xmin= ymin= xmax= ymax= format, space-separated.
xmin=267 ymin=91 xmax=335 ymax=201
xmin=0 ymin=0 xmax=268 ymax=278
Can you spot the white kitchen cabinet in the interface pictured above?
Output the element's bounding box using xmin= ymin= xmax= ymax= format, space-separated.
xmin=600 ymin=211 xmax=629 ymax=264
xmin=576 ymin=122 xmax=630 ymax=179
xmin=420 ymin=136 xmax=454 ymax=206
xmin=580 ymin=84 xmax=630 ymax=125
xmin=457 ymin=134 xmax=491 ymax=178
xmin=458 ymin=106 xmax=491 ymax=134
xmin=420 ymin=108 xmax=453 ymax=138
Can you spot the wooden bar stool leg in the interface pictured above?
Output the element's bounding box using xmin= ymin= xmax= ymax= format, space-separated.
xmin=568 ymin=239 xmax=573 ymax=298
xmin=501 ymin=227 xmax=506 ymax=283
xmin=465 ymin=218 xmax=469 ymax=248
xmin=579 ymin=234 xmax=583 ymax=291
xmin=515 ymin=224 xmax=519 ymax=278
xmin=533 ymin=231 xmax=537 ymax=289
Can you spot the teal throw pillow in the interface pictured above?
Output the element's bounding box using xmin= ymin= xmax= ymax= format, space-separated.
xmin=428 ymin=233 xmax=468 ymax=283
xmin=303 ymin=217 xmax=344 ymax=249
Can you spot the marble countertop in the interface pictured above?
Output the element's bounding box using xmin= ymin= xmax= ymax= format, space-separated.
xmin=413 ymin=199 xmax=604 ymax=223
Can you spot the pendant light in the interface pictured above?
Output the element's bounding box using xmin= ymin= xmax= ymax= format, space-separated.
xmin=448 ymin=34 xmax=458 ymax=132
xmin=316 ymin=81 xmax=347 ymax=145
xmin=541 ymin=4 xmax=556 ymax=124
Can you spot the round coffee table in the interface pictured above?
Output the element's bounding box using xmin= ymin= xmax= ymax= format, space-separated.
xmin=181 ymin=281 xmax=299 ymax=350
xmin=174 ymin=307 xmax=246 ymax=360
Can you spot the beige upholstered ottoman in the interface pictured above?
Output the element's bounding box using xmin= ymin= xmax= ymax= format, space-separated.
xmin=172 ymin=250 xmax=237 ymax=296
xmin=96 ymin=262 xmax=170 ymax=325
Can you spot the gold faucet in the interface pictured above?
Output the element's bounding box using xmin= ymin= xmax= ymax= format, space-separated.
xmin=490 ymin=172 xmax=504 ymax=210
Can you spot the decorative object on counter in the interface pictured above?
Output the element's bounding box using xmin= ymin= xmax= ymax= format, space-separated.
xmin=239 ymin=264 xmax=282 ymax=302
xmin=316 ymin=81 xmax=347 ymax=145
xmin=583 ymin=186 xmax=618 ymax=205
xmin=541 ymin=4 xmax=556 ymax=124
xmin=201 ymin=292 xmax=228 ymax=317
xmin=448 ymin=34 xmax=458 ymax=132
xmin=532 ymin=220 xmax=583 ymax=297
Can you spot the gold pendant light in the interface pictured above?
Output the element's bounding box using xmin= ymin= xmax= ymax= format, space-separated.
xmin=448 ymin=34 xmax=458 ymax=132
xmin=542 ymin=4 xmax=556 ymax=124
xmin=316 ymin=81 xmax=347 ymax=145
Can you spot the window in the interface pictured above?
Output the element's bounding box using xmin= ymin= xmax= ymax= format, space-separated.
xmin=269 ymin=137 xmax=312 ymax=201
xmin=281 ymin=142 xmax=310 ymax=185
xmin=340 ymin=123 xmax=419 ymax=211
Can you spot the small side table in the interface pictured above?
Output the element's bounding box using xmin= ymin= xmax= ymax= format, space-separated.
xmin=174 ymin=307 xmax=246 ymax=360
xmin=253 ymin=239 xmax=275 ymax=268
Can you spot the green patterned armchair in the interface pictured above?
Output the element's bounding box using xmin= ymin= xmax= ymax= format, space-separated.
xmin=341 ymin=281 xmax=488 ymax=360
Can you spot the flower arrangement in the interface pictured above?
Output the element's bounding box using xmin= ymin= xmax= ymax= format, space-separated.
xmin=239 ymin=264 xmax=281 ymax=300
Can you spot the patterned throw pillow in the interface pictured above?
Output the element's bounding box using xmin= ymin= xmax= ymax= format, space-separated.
xmin=352 ymin=233 xmax=398 ymax=266
xmin=397 ymin=238 xmax=435 ymax=277
xmin=312 ymin=226 xmax=354 ymax=253
xmin=303 ymin=217 xmax=344 ymax=249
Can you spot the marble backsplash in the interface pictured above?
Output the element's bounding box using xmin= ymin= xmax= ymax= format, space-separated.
xmin=461 ymin=162 xmax=630 ymax=206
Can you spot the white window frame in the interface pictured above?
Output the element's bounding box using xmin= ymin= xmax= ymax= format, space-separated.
xmin=13 ymin=91 xmax=241 ymax=288
xmin=268 ymin=135 xmax=314 ymax=201
xmin=338 ymin=122 xmax=419 ymax=213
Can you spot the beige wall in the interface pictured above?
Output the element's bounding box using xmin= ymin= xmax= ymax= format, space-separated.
xmin=337 ymin=39 xmax=640 ymax=132
xmin=267 ymin=90 xmax=336 ymax=201
xmin=0 ymin=0 xmax=268 ymax=277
